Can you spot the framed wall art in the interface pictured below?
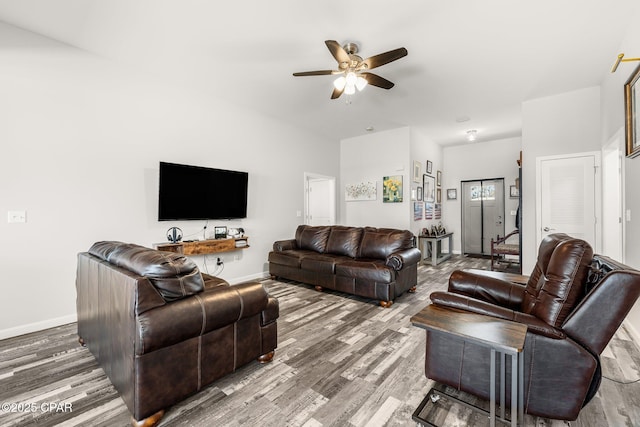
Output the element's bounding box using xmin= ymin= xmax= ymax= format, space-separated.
xmin=437 ymin=170 xmax=442 ymax=187
xmin=625 ymin=64 xmax=640 ymax=158
xmin=426 ymin=160 xmax=433 ymax=174
xmin=383 ymin=175 xmax=403 ymax=203
xmin=447 ymin=188 xmax=457 ymax=200
xmin=413 ymin=161 xmax=422 ymax=183
xmin=423 ymin=174 xmax=435 ymax=202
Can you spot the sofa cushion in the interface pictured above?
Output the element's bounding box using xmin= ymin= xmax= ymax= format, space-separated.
xmin=300 ymin=253 xmax=347 ymax=274
xmin=295 ymin=225 xmax=331 ymax=253
xmin=89 ymin=241 xmax=205 ymax=302
xmin=268 ymin=249 xmax=317 ymax=268
xmin=326 ymin=226 xmax=363 ymax=258
xmin=358 ymin=228 xmax=414 ymax=259
xmin=335 ymin=259 xmax=394 ymax=283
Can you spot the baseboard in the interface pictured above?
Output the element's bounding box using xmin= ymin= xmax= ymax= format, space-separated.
xmin=0 ymin=313 xmax=77 ymax=341
xmin=227 ymin=271 xmax=270 ymax=285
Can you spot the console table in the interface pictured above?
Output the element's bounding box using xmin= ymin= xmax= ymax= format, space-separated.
xmin=418 ymin=232 xmax=453 ymax=266
xmin=155 ymin=237 xmax=249 ymax=255
xmin=411 ymin=304 xmax=527 ymax=427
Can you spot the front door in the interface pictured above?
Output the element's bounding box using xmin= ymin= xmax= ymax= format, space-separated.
xmin=462 ymin=179 xmax=505 ymax=255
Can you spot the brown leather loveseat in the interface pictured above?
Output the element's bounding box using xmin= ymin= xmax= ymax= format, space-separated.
xmin=76 ymin=241 xmax=279 ymax=426
xmin=269 ymin=225 xmax=421 ymax=307
xmin=423 ymin=233 xmax=640 ymax=421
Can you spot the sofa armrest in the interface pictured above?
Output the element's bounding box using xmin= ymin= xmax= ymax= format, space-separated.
xmin=386 ymin=248 xmax=422 ymax=270
xmin=262 ymin=296 xmax=279 ymax=326
xmin=273 ymin=239 xmax=297 ymax=251
xmin=430 ymin=291 xmax=565 ymax=339
xmin=448 ymin=270 xmax=525 ymax=310
xmin=137 ymin=281 xmax=270 ymax=354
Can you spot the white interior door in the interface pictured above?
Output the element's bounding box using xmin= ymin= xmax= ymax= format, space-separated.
xmin=537 ymin=152 xmax=600 ymax=250
xmin=304 ymin=173 xmax=336 ymax=225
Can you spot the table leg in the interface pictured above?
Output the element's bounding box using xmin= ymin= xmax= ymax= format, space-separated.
xmin=490 ymin=349 xmax=496 ymax=427
xmin=518 ymin=351 xmax=524 ymax=424
xmin=431 ymin=241 xmax=437 ymax=265
xmin=511 ymin=353 xmax=518 ymax=427
xmin=500 ymin=352 xmax=505 ymax=420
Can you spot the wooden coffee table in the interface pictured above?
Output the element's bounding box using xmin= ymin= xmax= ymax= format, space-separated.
xmin=411 ymin=304 xmax=527 ymax=427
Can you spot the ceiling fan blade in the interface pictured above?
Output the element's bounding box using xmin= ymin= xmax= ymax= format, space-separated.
xmin=325 ymin=40 xmax=350 ymax=66
xmin=361 ymin=47 xmax=408 ymax=70
xmin=361 ymin=72 xmax=395 ymax=89
xmin=331 ymin=86 xmax=344 ymax=99
xmin=293 ymin=70 xmax=336 ymax=76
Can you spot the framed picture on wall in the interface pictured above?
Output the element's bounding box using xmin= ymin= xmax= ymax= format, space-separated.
xmin=423 ymin=174 xmax=435 ymax=202
xmin=426 ymin=160 xmax=433 ymax=174
xmin=437 ymin=188 xmax=442 ymax=203
xmin=413 ymin=161 xmax=422 ymax=182
xmin=624 ymin=64 xmax=640 ymax=158
xmin=510 ymin=185 xmax=520 ymax=198
xmin=417 ymin=186 xmax=423 ymax=201
xmin=447 ymin=188 xmax=457 ymax=200
xmin=437 ymin=170 xmax=442 ymax=187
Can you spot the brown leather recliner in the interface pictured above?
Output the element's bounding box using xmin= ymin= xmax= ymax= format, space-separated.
xmin=76 ymin=241 xmax=279 ymax=426
xmin=425 ymin=233 xmax=640 ymax=420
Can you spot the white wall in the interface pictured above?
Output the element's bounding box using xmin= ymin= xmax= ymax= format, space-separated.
xmin=600 ymin=7 xmax=640 ymax=341
xmin=340 ymin=127 xmax=411 ymax=229
xmin=409 ymin=128 xmax=443 ymax=238
xmin=0 ymin=23 xmax=339 ymax=338
xmin=520 ymin=86 xmax=602 ymax=272
xmin=443 ymin=137 xmax=522 ymax=254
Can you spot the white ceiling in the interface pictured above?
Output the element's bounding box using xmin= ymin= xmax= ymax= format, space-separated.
xmin=0 ymin=0 xmax=636 ymax=145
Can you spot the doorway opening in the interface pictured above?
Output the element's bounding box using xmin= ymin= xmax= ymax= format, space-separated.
xmin=304 ymin=173 xmax=336 ymax=226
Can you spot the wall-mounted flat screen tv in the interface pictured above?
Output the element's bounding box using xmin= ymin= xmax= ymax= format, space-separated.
xmin=158 ymin=162 xmax=248 ymax=221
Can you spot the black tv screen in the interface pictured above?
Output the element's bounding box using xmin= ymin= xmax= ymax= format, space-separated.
xmin=158 ymin=162 xmax=248 ymax=221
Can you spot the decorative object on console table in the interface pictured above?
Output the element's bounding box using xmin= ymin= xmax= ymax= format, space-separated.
xmin=624 ymin=64 xmax=640 ymax=158
xmin=214 ymin=226 xmax=227 ymax=239
xmin=166 ymin=227 xmax=183 ymax=243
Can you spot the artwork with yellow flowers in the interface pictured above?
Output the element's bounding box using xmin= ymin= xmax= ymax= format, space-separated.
xmin=383 ymin=175 xmax=403 ymax=203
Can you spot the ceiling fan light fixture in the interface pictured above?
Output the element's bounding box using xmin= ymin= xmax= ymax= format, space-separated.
xmin=333 ymin=76 xmax=346 ymax=90
xmin=466 ymin=130 xmax=478 ymax=142
xmin=344 ymin=84 xmax=356 ymax=95
xmin=356 ymin=76 xmax=368 ymax=91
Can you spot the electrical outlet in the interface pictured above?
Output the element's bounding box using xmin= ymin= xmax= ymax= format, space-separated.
xmin=8 ymin=210 xmax=26 ymax=223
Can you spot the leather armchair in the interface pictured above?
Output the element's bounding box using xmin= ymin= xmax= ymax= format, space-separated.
xmin=76 ymin=241 xmax=278 ymax=426
xmin=424 ymin=233 xmax=640 ymax=420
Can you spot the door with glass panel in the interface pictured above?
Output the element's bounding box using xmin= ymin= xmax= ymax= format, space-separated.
xmin=462 ymin=179 xmax=505 ymax=255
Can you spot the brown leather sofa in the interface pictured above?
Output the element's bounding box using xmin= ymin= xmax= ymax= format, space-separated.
xmin=423 ymin=233 xmax=640 ymax=420
xmin=76 ymin=241 xmax=279 ymax=426
xmin=268 ymin=225 xmax=421 ymax=307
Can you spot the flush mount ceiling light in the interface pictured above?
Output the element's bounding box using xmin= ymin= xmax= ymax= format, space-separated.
xmin=466 ymin=130 xmax=478 ymax=142
xmin=293 ymin=40 xmax=408 ymax=99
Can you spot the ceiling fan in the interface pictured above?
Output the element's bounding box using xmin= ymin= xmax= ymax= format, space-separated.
xmin=293 ymin=40 xmax=408 ymax=99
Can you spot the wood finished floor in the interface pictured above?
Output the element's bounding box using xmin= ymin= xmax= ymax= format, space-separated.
xmin=1 ymin=255 xmax=639 ymax=426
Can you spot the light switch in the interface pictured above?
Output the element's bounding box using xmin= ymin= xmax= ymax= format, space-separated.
xmin=8 ymin=210 xmax=26 ymax=223
xmin=296 ymin=210 xmax=302 ymax=217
